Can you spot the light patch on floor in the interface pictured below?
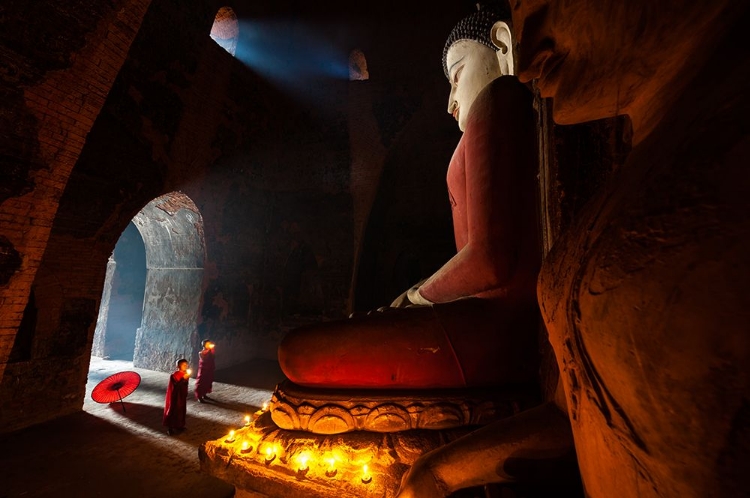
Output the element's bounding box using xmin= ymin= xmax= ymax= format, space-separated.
xmin=0 ymin=356 xmax=284 ymax=498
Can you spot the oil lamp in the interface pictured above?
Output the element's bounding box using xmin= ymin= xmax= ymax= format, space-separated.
xmin=225 ymin=430 xmax=236 ymax=443
xmin=325 ymin=457 xmax=337 ymax=477
xmin=361 ymin=464 xmax=372 ymax=484
xmin=264 ymin=445 xmax=276 ymax=464
xmin=296 ymin=453 xmax=310 ymax=473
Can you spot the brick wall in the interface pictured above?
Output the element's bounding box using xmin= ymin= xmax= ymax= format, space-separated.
xmin=0 ymin=0 xmax=152 ymax=389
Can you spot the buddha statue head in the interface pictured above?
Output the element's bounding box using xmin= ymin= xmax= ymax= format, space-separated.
xmin=443 ymin=4 xmax=515 ymax=132
xmin=509 ymin=0 xmax=740 ymax=136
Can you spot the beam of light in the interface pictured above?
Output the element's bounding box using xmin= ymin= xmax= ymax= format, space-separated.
xmin=234 ymin=19 xmax=350 ymax=87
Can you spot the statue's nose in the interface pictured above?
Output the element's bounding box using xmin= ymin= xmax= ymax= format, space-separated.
xmin=447 ymin=85 xmax=458 ymax=114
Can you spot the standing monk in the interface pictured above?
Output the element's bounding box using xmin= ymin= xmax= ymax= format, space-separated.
xmin=396 ymin=0 xmax=750 ymax=496
xmin=163 ymin=358 xmax=190 ymax=436
xmin=195 ymin=340 xmax=216 ymax=403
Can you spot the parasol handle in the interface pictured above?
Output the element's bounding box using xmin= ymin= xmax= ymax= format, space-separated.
xmin=117 ymin=388 xmax=127 ymax=413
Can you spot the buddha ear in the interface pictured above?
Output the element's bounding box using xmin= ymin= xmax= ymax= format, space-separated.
xmin=490 ymin=21 xmax=514 ymax=75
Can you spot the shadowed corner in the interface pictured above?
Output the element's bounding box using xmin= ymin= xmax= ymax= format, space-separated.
xmin=0 ymin=410 xmax=235 ymax=498
xmin=214 ymin=357 xmax=287 ymax=391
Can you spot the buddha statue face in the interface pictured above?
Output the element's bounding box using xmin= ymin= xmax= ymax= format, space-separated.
xmin=444 ymin=14 xmax=515 ymax=132
xmin=509 ymin=0 xmax=733 ymax=127
xmin=508 ymin=0 xmax=640 ymax=124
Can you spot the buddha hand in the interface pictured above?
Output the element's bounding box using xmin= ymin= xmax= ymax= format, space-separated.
xmin=391 ymin=278 xmax=430 ymax=308
xmin=406 ymin=285 xmax=433 ymax=306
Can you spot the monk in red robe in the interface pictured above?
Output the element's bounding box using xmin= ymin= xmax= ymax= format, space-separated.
xmin=195 ymin=340 xmax=216 ymax=402
xmin=278 ymin=7 xmax=541 ymax=389
xmin=163 ymin=358 xmax=190 ymax=435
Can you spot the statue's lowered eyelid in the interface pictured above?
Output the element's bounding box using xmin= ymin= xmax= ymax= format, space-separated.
xmin=453 ymin=66 xmax=463 ymax=84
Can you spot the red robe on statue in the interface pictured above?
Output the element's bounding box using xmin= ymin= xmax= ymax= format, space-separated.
xmin=195 ymin=349 xmax=215 ymax=400
xmin=163 ymin=370 xmax=188 ymax=430
xmin=278 ymin=76 xmax=541 ymax=389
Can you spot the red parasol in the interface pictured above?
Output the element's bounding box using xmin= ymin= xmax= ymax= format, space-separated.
xmin=91 ymin=371 xmax=141 ymax=413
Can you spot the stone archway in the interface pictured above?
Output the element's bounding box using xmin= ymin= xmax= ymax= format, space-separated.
xmin=130 ymin=192 xmax=206 ymax=372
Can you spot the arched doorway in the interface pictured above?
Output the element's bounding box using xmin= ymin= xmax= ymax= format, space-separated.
xmin=91 ymin=221 xmax=146 ymax=361
xmin=92 ymin=191 xmax=206 ymax=372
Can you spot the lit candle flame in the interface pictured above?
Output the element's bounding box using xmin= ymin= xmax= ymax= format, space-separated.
xmin=186 ymin=369 xmax=192 ymax=376
xmin=266 ymin=447 xmax=273 ymax=457
xmin=244 ymin=415 xmax=251 ymax=425
xmin=298 ymin=454 xmax=309 ymax=471
xmin=209 ymin=343 xmax=215 ymax=349
xmin=361 ymin=464 xmax=372 ymax=484
xmin=241 ymin=441 xmax=249 ymax=451
xmin=262 ymin=401 xmax=269 ymax=411
xmin=325 ymin=457 xmax=337 ymax=477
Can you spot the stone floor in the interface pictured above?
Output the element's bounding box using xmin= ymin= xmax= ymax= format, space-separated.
xmin=0 ymin=358 xmax=582 ymax=498
xmin=0 ymin=356 xmax=285 ymax=498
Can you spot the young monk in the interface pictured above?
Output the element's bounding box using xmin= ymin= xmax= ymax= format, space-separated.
xmin=195 ymin=340 xmax=216 ymax=403
xmin=163 ymin=358 xmax=190 ymax=436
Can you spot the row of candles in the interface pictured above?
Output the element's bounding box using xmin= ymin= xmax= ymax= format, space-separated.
xmin=223 ymin=406 xmax=373 ymax=484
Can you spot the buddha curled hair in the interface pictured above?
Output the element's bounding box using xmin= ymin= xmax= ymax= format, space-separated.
xmin=442 ymin=2 xmax=512 ymax=78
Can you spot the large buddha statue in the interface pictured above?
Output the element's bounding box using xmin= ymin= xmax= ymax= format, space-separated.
xmin=396 ymin=0 xmax=750 ymax=496
xmin=277 ymin=6 xmax=541 ymax=395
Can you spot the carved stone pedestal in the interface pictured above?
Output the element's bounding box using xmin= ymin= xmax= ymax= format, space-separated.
xmin=200 ymin=411 xmax=479 ymax=498
xmin=200 ymin=383 xmax=540 ymax=497
xmin=269 ymin=379 xmax=538 ymax=434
